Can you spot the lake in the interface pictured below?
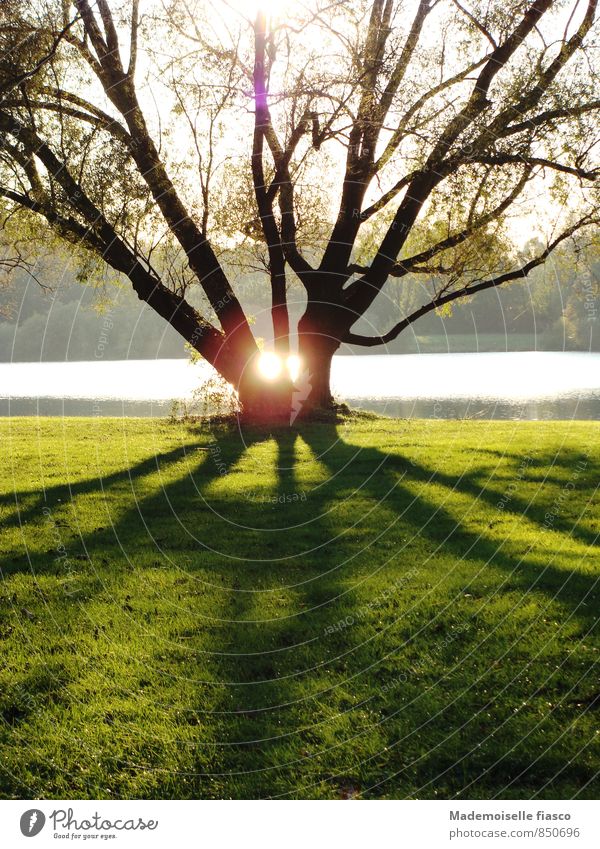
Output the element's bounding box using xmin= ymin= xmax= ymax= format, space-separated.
xmin=1 ymin=351 xmax=599 ymax=419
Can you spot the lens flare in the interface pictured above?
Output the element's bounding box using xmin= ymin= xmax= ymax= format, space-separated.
xmin=225 ymin=0 xmax=293 ymax=22
xmin=257 ymin=351 xmax=282 ymax=380
xmin=286 ymin=354 xmax=301 ymax=382
xmin=257 ymin=352 xmax=302 ymax=381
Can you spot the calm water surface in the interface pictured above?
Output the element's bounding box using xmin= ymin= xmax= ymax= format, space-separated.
xmin=1 ymin=352 xmax=599 ymax=419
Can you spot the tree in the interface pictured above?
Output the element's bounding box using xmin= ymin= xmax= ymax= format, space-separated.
xmin=0 ymin=0 xmax=598 ymax=419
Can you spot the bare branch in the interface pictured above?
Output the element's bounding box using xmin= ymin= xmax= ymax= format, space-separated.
xmin=344 ymin=218 xmax=598 ymax=346
xmin=252 ymin=10 xmax=289 ymax=353
xmin=128 ymin=0 xmax=139 ymax=78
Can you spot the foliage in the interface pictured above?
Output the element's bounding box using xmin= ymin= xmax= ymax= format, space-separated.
xmin=2 ymin=236 xmax=598 ymax=361
xmin=0 ymin=1 xmax=599 ymax=407
xmin=169 ymin=370 xmax=240 ymax=420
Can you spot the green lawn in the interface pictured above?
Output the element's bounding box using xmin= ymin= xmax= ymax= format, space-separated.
xmin=0 ymin=416 xmax=599 ymax=799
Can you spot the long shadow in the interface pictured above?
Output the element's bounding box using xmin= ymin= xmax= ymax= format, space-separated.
xmin=300 ymin=424 xmax=599 ymax=623
xmin=0 ymin=421 xmax=268 ymax=797
xmin=1 ymin=440 xmax=209 ymax=540
xmin=421 ymin=446 xmax=599 ymax=549
xmin=181 ymin=422 xmax=599 ymax=798
xmin=185 ymin=424 xmax=374 ymax=798
xmin=1 ymin=420 xmax=598 ymax=800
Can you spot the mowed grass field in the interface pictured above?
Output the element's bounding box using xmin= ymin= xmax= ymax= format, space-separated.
xmin=0 ymin=416 xmax=599 ymax=799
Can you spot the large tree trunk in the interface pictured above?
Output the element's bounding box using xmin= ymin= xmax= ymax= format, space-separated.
xmin=295 ymin=308 xmax=341 ymax=418
xmin=233 ymin=311 xmax=340 ymax=423
xmin=237 ymin=357 xmax=293 ymax=423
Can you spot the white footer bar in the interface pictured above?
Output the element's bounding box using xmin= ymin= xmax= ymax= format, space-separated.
xmin=1 ymin=800 xmax=598 ymax=849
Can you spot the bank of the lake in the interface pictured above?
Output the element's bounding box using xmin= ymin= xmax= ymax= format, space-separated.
xmin=1 ymin=351 xmax=600 ymax=419
xmin=1 ymin=416 xmax=598 ymax=799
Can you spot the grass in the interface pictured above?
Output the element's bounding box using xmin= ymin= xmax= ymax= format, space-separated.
xmin=0 ymin=415 xmax=599 ymax=800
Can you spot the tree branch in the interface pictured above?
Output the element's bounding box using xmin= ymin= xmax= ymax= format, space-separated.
xmin=472 ymin=153 xmax=598 ymax=181
xmin=450 ymin=0 xmax=497 ymax=48
xmin=252 ymin=11 xmax=289 ymax=353
xmin=72 ymin=0 xmax=256 ymax=351
xmin=344 ymin=218 xmax=597 ymax=346
xmin=0 ymin=14 xmax=81 ymax=96
xmin=373 ymin=54 xmax=490 ymax=175
xmin=0 ymin=161 xmax=234 ymax=380
xmin=476 ymin=0 xmax=598 ymax=151
xmin=382 ymin=165 xmax=534 ymax=277
xmin=128 ymin=0 xmax=139 ymax=79
xmin=499 ymin=99 xmax=600 ymax=139
xmin=343 ymin=0 xmax=554 ymax=319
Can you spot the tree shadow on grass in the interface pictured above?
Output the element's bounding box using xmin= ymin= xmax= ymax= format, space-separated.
xmin=1 ymin=424 xmax=269 ymax=798
xmin=1 ymin=440 xmax=208 ymax=553
xmin=179 ymin=422 xmax=599 ymax=799
xmin=1 ymin=420 xmax=598 ymax=799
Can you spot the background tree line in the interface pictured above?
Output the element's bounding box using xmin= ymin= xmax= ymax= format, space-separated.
xmin=1 ymin=239 xmax=597 ymax=362
xmin=1 ymin=0 xmax=599 ymax=416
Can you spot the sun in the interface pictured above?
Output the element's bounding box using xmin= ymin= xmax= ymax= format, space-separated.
xmin=257 ymin=352 xmax=302 ymax=382
xmin=223 ymin=0 xmax=293 ymax=24
xmin=258 ymin=352 xmax=282 ymax=380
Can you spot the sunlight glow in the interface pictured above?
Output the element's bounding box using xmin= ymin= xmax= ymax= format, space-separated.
xmin=257 ymin=352 xmax=302 ymax=382
xmin=224 ymin=0 xmax=292 ymax=24
xmin=258 ymin=351 xmax=283 ymax=381
xmin=286 ymin=354 xmax=301 ymax=382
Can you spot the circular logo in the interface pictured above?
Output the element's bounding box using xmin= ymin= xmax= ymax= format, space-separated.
xmin=20 ymin=810 xmax=46 ymax=837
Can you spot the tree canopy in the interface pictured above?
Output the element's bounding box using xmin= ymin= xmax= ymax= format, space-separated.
xmin=0 ymin=0 xmax=599 ymax=415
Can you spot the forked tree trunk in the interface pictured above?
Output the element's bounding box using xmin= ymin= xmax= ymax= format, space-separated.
xmin=295 ymin=309 xmax=341 ymax=418
xmin=296 ymin=335 xmax=337 ymax=413
xmin=232 ymin=332 xmax=340 ymax=424
xmin=237 ymin=361 xmax=294 ymax=423
xmin=226 ymin=304 xmax=343 ymax=424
